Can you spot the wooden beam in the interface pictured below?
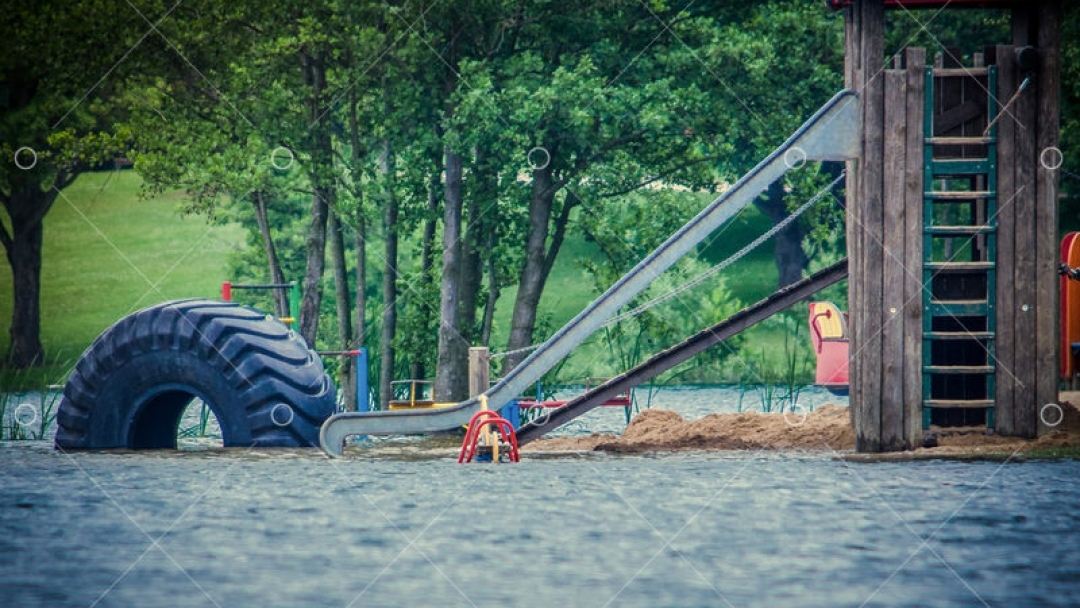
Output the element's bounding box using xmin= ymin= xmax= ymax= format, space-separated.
xmin=855 ymin=0 xmax=886 ymax=452
xmin=994 ymin=45 xmax=1017 ymax=436
xmin=844 ymin=2 xmax=861 ymax=430
xmin=903 ymin=47 xmax=926 ymax=449
xmin=881 ymin=68 xmax=907 ymax=450
xmin=1035 ymin=0 xmax=1062 ymax=435
xmin=1014 ymin=38 xmax=1038 ymax=438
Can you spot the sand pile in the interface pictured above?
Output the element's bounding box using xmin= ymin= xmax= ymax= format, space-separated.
xmin=524 ymin=405 xmax=855 ymax=453
xmin=524 ymin=398 xmax=1080 ymax=456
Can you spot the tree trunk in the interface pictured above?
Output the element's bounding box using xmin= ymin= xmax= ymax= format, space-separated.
xmin=480 ymin=226 xmax=499 ymax=347
xmin=378 ymin=140 xmax=399 ymax=409
xmin=503 ymin=167 xmax=554 ymax=372
xmin=251 ymin=191 xmax=289 ymax=317
xmin=434 ymin=147 xmax=468 ymax=401
xmin=329 ymin=211 xmax=354 ymax=411
xmin=2 ymin=202 xmax=46 ymax=367
xmin=410 ymin=158 xmax=442 ymax=381
xmin=457 ymin=165 xmax=484 ymax=347
xmin=754 ymin=181 xmax=808 ymax=289
xmin=1 ymin=181 xmax=62 ymax=368
xmin=298 ymin=50 xmax=333 ymax=347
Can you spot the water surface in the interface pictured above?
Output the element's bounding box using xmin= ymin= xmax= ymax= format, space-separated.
xmin=2 ymin=441 xmax=1076 ymax=608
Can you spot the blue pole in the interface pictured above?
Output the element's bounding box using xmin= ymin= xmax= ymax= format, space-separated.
xmin=355 ymin=348 xmax=369 ymax=412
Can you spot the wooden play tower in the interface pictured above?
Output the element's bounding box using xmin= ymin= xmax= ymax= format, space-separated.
xmin=842 ymin=0 xmax=1062 ymax=451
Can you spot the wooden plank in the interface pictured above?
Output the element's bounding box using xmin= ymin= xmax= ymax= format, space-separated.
xmin=933 ymin=68 xmax=989 ymax=77
xmin=1013 ymin=39 xmax=1038 ymax=439
xmin=993 ymin=45 xmax=1017 ymax=436
xmin=881 ymin=68 xmax=907 ymax=450
xmin=923 ymin=400 xmax=995 ymax=408
xmin=933 ymin=100 xmax=983 ymax=135
xmin=855 ymin=0 xmax=886 ymax=452
xmin=1035 ymin=1 xmax=1062 ymax=435
xmin=926 ymin=137 xmax=993 ymax=145
xmin=844 ymin=4 xmax=860 ymax=430
xmin=904 ymin=46 xmax=926 ymax=449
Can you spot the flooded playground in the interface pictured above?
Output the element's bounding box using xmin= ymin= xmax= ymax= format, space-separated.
xmin=3 ymin=386 xmax=1080 ymax=607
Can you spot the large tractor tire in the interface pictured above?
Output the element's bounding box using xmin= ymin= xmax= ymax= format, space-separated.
xmin=55 ymin=299 xmax=337 ymax=450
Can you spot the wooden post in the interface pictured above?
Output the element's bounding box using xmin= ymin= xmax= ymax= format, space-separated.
xmin=993 ymin=44 xmax=1017 ymax=435
xmin=1035 ymin=1 xmax=1062 ymax=436
xmin=844 ymin=3 xmax=861 ymax=429
xmin=994 ymin=1 xmax=1060 ymax=438
xmin=881 ymin=67 xmax=907 ymax=449
xmin=903 ymin=47 xmax=926 ymax=448
xmin=468 ymin=347 xmax=490 ymax=398
xmin=849 ymin=0 xmax=886 ymax=452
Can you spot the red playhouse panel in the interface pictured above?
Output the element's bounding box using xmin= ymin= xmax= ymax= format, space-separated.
xmin=809 ymin=301 xmax=849 ymax=393
xmin=1062 ymin=233 xmax=1080 ymax=382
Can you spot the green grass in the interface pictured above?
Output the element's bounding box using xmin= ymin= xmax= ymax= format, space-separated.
xmin=0 ymin=170 xmax=243 ymax=387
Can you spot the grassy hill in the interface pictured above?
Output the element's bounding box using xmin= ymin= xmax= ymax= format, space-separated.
xmin=0 ymin=170 xmax=244 ymax=387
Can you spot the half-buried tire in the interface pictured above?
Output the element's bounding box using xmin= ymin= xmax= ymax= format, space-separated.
xmin=55 ymin=299 xmax=337 ymax=450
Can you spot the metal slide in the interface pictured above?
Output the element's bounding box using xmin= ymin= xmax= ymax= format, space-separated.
xmin=320 ymin=89 xmax=859 ymax=457
xmin=514 ymin=259 xmax=848 ymax=446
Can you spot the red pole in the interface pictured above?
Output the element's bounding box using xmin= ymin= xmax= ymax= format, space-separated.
xmin=222 ymin=282 xmax=232 ymax=301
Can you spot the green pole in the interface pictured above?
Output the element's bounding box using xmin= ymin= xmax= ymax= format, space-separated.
xmin=289 ymin=282 xmax=300 ymax=332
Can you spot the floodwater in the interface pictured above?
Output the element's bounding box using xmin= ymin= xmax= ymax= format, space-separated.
xmin=3 ymin=386 xmax=1079 ymax=607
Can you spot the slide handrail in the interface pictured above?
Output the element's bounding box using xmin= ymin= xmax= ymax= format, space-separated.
xmin=320 ymin=88 xmax=859 ymax=456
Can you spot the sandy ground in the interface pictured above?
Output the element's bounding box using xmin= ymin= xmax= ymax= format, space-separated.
xmin=523 ymin=393 xmax=1080 ymax=459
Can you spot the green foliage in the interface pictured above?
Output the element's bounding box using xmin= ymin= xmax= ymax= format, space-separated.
xmin=6 ymin=1 xmax=1078 ymax=399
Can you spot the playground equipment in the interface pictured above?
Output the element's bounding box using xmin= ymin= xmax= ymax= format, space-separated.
xmin=518 ymin=377 xmax=635 ymax=425
xmin=843 ymin=1 xmax=1061 ymax=451
xmin=54 ymin=300 xmax=336 ymax=449
xmin=53 ymin=2 xmax=1061 ymax=456
xmin=1060 ymin=234 xmax=1080 ymax=387
xmin=458 ymin=397 xmax=520 ymax=463
xmin=514 ymin=260 xmax=848 ymax=446
xmin=808 ymin=302 xmax=850 ymax=396
xmin=319 ymin=88 xmax=860 ymax=456
xmin=221 ymin=281 xmax=300 ymax=331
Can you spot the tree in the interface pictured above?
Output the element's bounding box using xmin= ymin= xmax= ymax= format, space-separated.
xmin=1 ymin=1 xmax=152 ymax=367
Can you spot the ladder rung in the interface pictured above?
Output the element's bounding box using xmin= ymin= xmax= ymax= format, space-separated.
xmin=924 ymin=365 xmax=995 ymax=374
xmin=924 ymin=399 xmax=994 ymax=409
xmin=926 ymin=136 xmax=994 ymax=146
xmin=933 ymin=67 xmax=990 ymax=77
xmin=925 ymin=190 xmax=994 ymax=200
xmin=925 ymin=331 xmax=994 ymax=341
xmin=931 ymin=159 xmax=991 ymax=176
xmin=925 ymin=261 xmax=994 ymax=272
xmin=925 ymin=225 xmax=994 ymax=235
xmin=928 ymin=300 xmax=989 ymax=316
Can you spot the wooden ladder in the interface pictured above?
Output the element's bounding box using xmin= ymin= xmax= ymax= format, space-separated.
xmin=921 ymin=60 xmax=998 ymax=429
